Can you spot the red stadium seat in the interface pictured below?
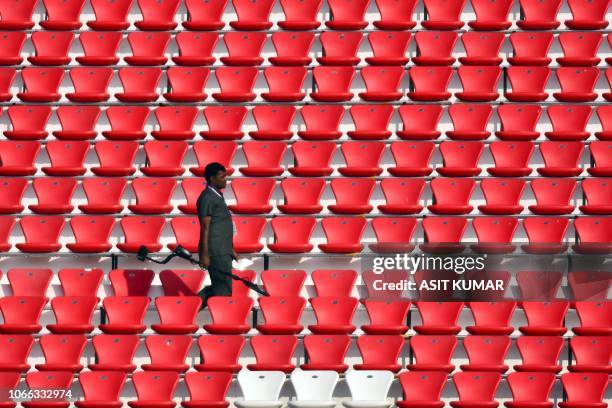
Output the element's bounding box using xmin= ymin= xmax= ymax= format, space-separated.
xmin=370 ymin=217 xmax=416 ymax=253
xmin=128 ymin=178 xmax=177 ymax=215
xmin=183 ymin=0 xmax=226 ymax=30
xmin=79 ymin=178 xmax=127 ymax=214
xmin=516 ymin=0 xmax=561 ymax=29
xmin=422 ymin=0 xmax=465 ymax=29
xmin=277 ymin=178 xmax=325 ymax=214
xmin=142 ymin=335 xmax=192 ymax=371
xmin=297 ymin=106 xmax=344 ymax=141
xmin=388 ymin=142 xmax=434 ymax=177
xmin=0 ymin=334 xmax=34 ymax=372
xmin=190 ymin=141 xmax=237 ymax=177
xmin=580 ymin=179 xmax=612 ymax=214
xmin=58 ymin=268 xmax=103 ymax=297
xmin=568 ymin=336 xmax=612 ymax=373
xmin=99 ymin=297 xmax=150 ymax=334
xmin=468 ymin=0 xmax=512 ymax=29
xmin=508 ymin=33 xmax=553 ymax=66
xmin=177 ymin=179 xmax=207 ymax=214
xmin=504 ymin=372 xmax=555 ymax=408
xmin=522 ymin=217 xmax=569 ymax=254
xmin=366 ymin=32 xmax=410 ymax=66
xmin=200 ymin=107 xmax=246 ymax=140
xmin=22 ymin=371 xmax=73 ymax=408
xmin=545 ymin=105 xmax=591 ymax=141
xmin=301 ymin=334 xmax=350 ymax=372
xmin=183 ymin=372 xmax=232 ymax=408
xmin=4 ymin=105 xmax=51 ymax=140
xmin=0 ymin=218 xmax=15 ymax=251
xmin=67 ymin=216 xmax=115 ymax=253
xmin=354 ymin=335 xmax=404 ymax=372
xmin=239 ymin=142 xmax=286 ymax=177
xmin=0 ymin=33 xmax=25 ymax=65
xmin=514 ymin=336 xmax=563 ymax=373
xmin=36 ymin=334 xmax=87 ymax=372
xmin=7 ymin=268 xmax=53 ymax=297
xmin=76 ymin=31 xmax=122 ymax=66
xmin=212 ymin=67 xmax=258 ymax=102
xmin=134 ymin=0 xmax=180 ymax=30
xmin=141 ymin=141 xmax=188 ymax=177
xmin=102 ymin=106 xmax=150 ymax=141
xmin=227 ymin=178 xmax=275 ymax=214
xmin=397 ymin=105 xmax=442 ymax=140
xmin=0 ymin=0 xmax=36 ymax=29
xmin=505 ymin=67 xmax=550 ymax=102
xmin=261 ymin=270 xmax=306 ymax=297
xmin=428 ymin=178 xmax=475 ymax=215
xmin=487 ymin=143 xmax=533 ymax=177
xmin=519 ymin=302 xmax=569 ymax=336
xmin=359 ymin=67 xmax=404 ymax=101
xmin=588 ymin=142 xmax=612 ymax=176
xmin=573 ymin=217 xmax=612 ymax=254
xmin=53 ymin=106 xmax=101 ymax=140
xmin=516 ymin=270 xmax=563 ymax=302
xmin=373 ymin=0 xmax=417 ymax=29
xmin=338 ymin=142 xmax=384 ymax=176
xmin=309 ymin=297 xmax=358 ymax=334
xmin=17 ymin=68 xmax=64 ymax=102
xmin=325 ymin=0 xmax=369 ymax=29
xmin=467 ymin=302 xmax=516 ymax=335
xmin=125 ymin=32 xmax=171 ymax=65
xmin=378 ymin=178 xmax=425 ymax=214
xmin=288 ymin=141 xmax=335 ymax=176
xmin=407 ymin=66 xmax=452 ymax=101
xmin=151 ymin=107 xmax=198 ymax=140
xmin=41 ymin=0 xmax=86 ymax=30
xmin=472 ymin=217 xmax=518 ymax=254
xmin=558 ymin=33 xmax=603 ymax=66
xmin=116 ymin=216 xmax=165 ymax=253
xmin=247 ymin=335 xmax=298 ymax=372
xmin=450 ymin=372 xmax=501 ymax=408
xmin=397 ymin=371 xmax=446 ymax=408
xmin=249 ymin=106 xmax=296 ymax=140
xmin=168 ymin=217 xmax=199 ymax=252
xmin=127 ymin=371 xmax=179 ymax=408
xmin=116 ymin=68 xmax=162 ymax=103
xmin=229 ymin=0 xmax=274 ymax=30
xmin=558 ymin=373 xmax=609 ymax=408
xmin=173 ymin=32 xmax=218 ymax=66
xmin=537 ymin=142 xmax=583 ymax=177
xmin=278 ymin=0 xmax=321 ymax=29
xmin=0 ymin=179 xmax=26 ymax=214
xmin=406 ymin=335 xmax=457 ymax=372
xmin=16 ymin=216 xmax=64 ymax=253
xmin=194 ymin=335 xmax=245 ymax=373
xmin=362 ymin=300 xmax=411 ymax=334
xmin=28 ymin=31 xmax=74 ymax=66
xmin=109 ymin=269 xmax=154 ymax=297
xmin=438 ymin=141 xmax=483 ymax=177
xmin=565 ymin=0 xmax=610 ymax=29
xmin=233 ymin=216 xmax=266 ymax=253
xmin=312 ymin=269 xmax=356 ymax=297
xmin=455 ymin=67 xmax=500 ymax=102
xmin=459 ymin=32 xmax=504 ymax=66
xmin=0 ymin=68 xmax=15 ymax=101
xmin=414 ymin=302 xmax=463 ymax=335
xmin=75 ymin=371 xmax=126 ymax=408
xmin=460 ymin=336 xmax=510 ymax=372
xmin=41 ymin=141 xmax=88 ymax=176
xmin=495 ymin=105 xmax=541 ymax=141
xmin=0 ymin=296 xmax=45 ymax=334
xmin=311 ymin=67 xmax=355 ymax=102
xmin=257 ymin=297 xmax=305 ymax=334
xmin=89 ymin=335 xmax=139 ymax=372
xmin=446 ymin=104 xmax=493 ymax=140
xmin=421 ymin=217 xmax=467 ymax=253
xmin=269 ymin=32 xmax=314 ymax=66
xmin=163 ymin=68 xmax=209 ymax=103
xmin=203 ymin=297 xmax=253 ymax=334
xmin=268 ymin=216 xmax=316 ymax=253
xmin=573 ymin=302 xmax=612 ymax=335
xmin=328 ymin=179 xmax=375 ymax=214
xmin=528 ymin=179 xmax=576 ymax=215
xmin=262 ymin=67 xmax=307 ymax=102
xmin=553 ymin=67 xmax=599 ymax=102
xmin=317 ymin=32 xmax=362 ymax=66
xmin=221 ymin=32 xmax=266 ymax=66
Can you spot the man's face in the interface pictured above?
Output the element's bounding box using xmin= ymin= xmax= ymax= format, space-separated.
xmin=211 ymin=170 xmax=228 ymax=189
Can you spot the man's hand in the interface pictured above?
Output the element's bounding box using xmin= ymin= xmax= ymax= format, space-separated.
xmin=200 ymin=254 xmax=210 ymax=269
xmin=232 ymin=250 xmax=239 ymax=261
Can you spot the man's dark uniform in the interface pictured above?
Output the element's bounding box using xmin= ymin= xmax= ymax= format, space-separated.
xmin=197 ymin=186 xmax=233 ymax=297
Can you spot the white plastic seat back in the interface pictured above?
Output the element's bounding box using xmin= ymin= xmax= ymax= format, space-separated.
xmin=238 ymin=370 xmax=286 ymax=401
xmin=345 ymin=371 xmax=394 ymax=401
xmin=291 ymin=369 xmax=339 ymax=401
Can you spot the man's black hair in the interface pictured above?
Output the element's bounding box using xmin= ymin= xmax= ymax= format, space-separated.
xmin=204 ymin=162 xmax=227 ymax=183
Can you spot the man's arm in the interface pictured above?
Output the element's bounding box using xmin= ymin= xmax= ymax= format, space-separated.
xmin=198 ymin=216 xmax=211 ymax=268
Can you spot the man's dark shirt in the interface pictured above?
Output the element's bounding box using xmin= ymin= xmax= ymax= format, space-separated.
xmin=196 ymin=186 xmax=234 ymax=256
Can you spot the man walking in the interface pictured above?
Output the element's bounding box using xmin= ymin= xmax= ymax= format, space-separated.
xmin=197 ymin=162 xmax=238 ymax=308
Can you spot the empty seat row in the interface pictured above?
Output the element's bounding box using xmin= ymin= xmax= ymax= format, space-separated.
xmin=2 ymin=32 xmax=612 ymax=68
xmin=3 ymin=105 xmax=612 ymax=142
xmin=0 ymin=141 xmax=610 ymax=179
xmin=1 ymin=0 xmax=609 ymax=32
xmin=0 ymin=332 xmax=610 ymax=374
xmin=1 ymin=66 xmax=611 ymax=103
xmin=2 ymin=177 xmax=610 ymax=216
xmin=0 ymin=215 xmax=607 ymax=254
